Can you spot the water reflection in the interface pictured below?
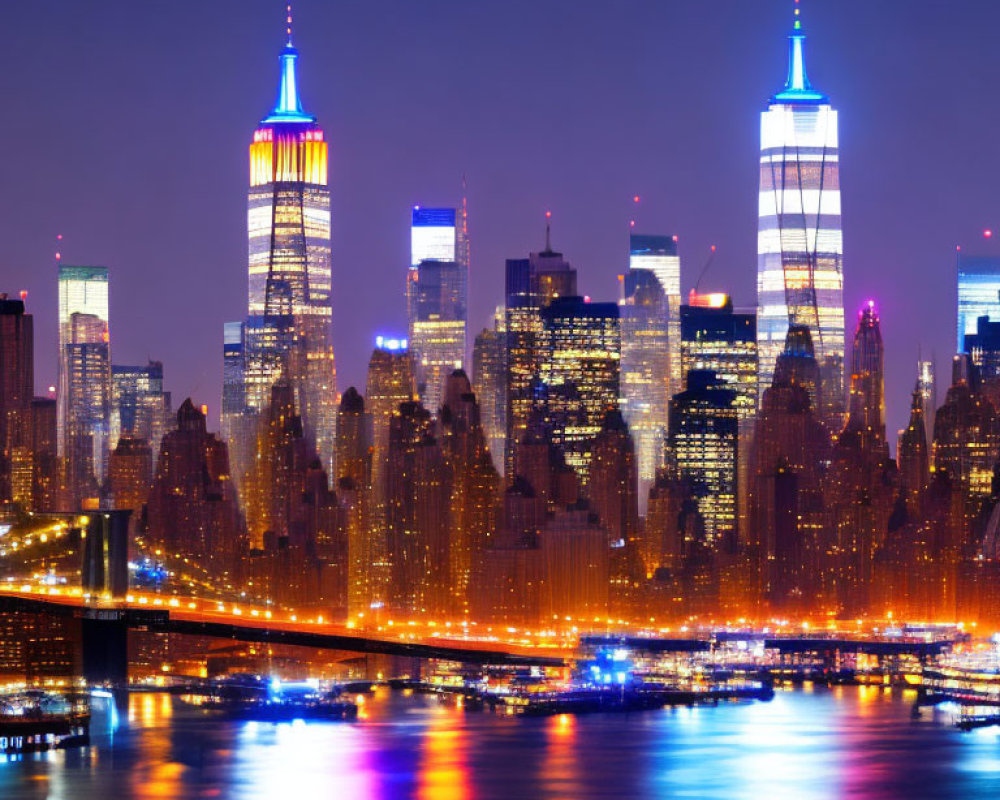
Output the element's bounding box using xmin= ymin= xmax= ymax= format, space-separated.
xmin=1 ymin=688 xmax=1000 ymax=798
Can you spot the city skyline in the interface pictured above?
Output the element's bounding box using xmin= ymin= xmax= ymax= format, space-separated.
xmin=0 ymin=0 xmax=998 ymax=448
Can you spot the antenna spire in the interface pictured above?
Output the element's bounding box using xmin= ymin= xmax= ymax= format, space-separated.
xmin=286 ymin=2 xmax=293 ymax=46
xmin=544 ymin=211 xmax=552 ymax=253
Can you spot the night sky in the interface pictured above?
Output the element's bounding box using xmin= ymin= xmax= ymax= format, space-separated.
xmin=0 ymin=0 xmax=997 ymax=446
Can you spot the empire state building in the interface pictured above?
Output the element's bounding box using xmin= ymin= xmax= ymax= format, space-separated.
xmin=224 ymin=12 xmax=337 ymax=478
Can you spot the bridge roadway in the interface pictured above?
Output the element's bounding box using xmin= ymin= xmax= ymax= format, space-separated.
xmin=0 ymin=589 xmax=566 ymax=668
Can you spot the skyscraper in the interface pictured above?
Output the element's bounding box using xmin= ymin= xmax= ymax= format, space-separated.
xmin=620 ymin=269 xmax=669 ymax=513
xmin=365 ymin=337 xmax=417 ymax=599
xmin=503 ymin=231 xmax=577 ymax=478
xmin=680 ymin=292 xmax=758 ymax=426
xmin=845 ymin=301 xmax=887 ymax=453
xmin=629 ymin=234 xmax=681 ymax=400
xmin=238 ymin=17 xmax=336 ymax=476
xmin=0 ymin=295 xmax=33 ymax=510
xmin=472 ymin=320 xmax=505 ymax=470
xmin=757 ymin=12 xmax=845 ymax=423
xmin=667 ymin=370 xmax=739 ymax=544
xmin=537 ymin=296 xmax=620 ymax=485
xmin=957 ymin=254 xmax=1000 ymax=353
xmin=110 ymin=362 xmax=171 ymax=462
xmin=406 ymin=259 xmax=467 ymax=414
xmin=57 ymin=266 xmax=111 ymax=508
xmin=917 ymin=358 xmax=936 ymax=454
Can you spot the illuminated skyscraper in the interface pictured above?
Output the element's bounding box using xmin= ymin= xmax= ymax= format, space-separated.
xmin=406 ymin=259 xmax=467 ymax=414
xmin=503 ymin=231 xmax=577 ymax=478
xmin=335 ymin=387 xmax=372 ymax=618
xmin=897 ymin=382 xmax=929 ymax=515
xmin=365 ymin=337 xmax=417 ymax=598
xmin=757 ymin=13 xmax=845 ymax=423
xmin=620 ymin=269 xmax=669 ymax=513
xmin=239 ymin=18 xmax=336 ymax=474
xmin=845 ymin=301 xmax=886 ymax=453
xmin=538 ymin=296 xmax=620 ymax=485
xmin=110 ymin=362 xmax=171 ymax=462
xmin=680 ymin=292 xmax=758 ymax=426
xmin=917 ymin=358 xmax=936 ymax=454
xmin=667 ymin=370 xmax=739 ymax=544
xmin=472 ymin=320 xmax=505 ymax=470
xmin=406 ymin=207 xmax=470 ymax=413
xmin=57 ymin=266 xmax=111 ymax=508
xmin=957 ymin=254 xmax=1000 ymax=353
xmin=629 ymin=234 xmax=681 ymax=400
xmin=0 ymin=296 xmax=33 ymax=510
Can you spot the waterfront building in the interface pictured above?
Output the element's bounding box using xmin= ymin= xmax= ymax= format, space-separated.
xmin=620 ymin=269 xmax=669 ymax=513
xmin=472 ymin=321 xmax=505 ymax=471
xmin=667 ymin=370 xmax=739 ymax=545
xmin=756 ymin=14 xmax=845 ymax=423
xmin=0 ymin=296 xmax=34 ymax=511
xmin=503 ymin=230 xmax=577 ymax=479
xmin=110 ymin=362 xmax=171 ymax=462
xmin=629 ymin=234 xmax=681 ymax=402
xmin=538 ymin=507 xmax=609 ymax=621
xmin=538 ymin=296 xmax=620 ymax=486
xmin=57 ymin=266 xmax=111 ymax=508
xmin=236 ymin=20 xmax=336 ymax=478
xmin=957 ymin=253 xmax=1000 ymax=353
xmin=406 ymin=258 xmax=467 ymax=414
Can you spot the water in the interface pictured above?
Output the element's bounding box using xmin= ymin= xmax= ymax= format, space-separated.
xmin=1 ymin=687 xmax=999 ymax=798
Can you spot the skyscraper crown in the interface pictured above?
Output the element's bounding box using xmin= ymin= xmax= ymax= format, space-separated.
xmin=771 ymin=5 xmax=828 ymax=104
xmin=262 ymin=6 xmax=315 ymax=124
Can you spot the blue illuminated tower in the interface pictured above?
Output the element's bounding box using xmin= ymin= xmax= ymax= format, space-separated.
xmin=231 ymin=8 xmax=336 ymax=479
xmin=756 ymin=8 xmax=845 ymax=424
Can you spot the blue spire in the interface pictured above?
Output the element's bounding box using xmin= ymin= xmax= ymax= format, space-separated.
xmin=262 ymin=4 xmax=315 ymax=124
xmin=771 ymin=5 xmax=827 ymax=104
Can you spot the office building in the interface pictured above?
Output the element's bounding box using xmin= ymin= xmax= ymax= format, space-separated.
xmin=538 ymin=296 xmax=620 ymax=486
xmin=110 ymin=362 xmax=171 ymax=462
xmin=957 ymin=254 xmax=1000 ymax=353
xmin=57 ymin=266 xmax=111 ymax=507
xmin=629 ymin=234 xmax=681 ymax=401
xmin=239 ymin=20 xmax=336 ymax=476
xmin=620 ymin=269 xmax=669 ymax=512
xmin=0 ymin=296 xmax=33 ymax=510
xmin=757 ymin=13 xmax=845 ymax=423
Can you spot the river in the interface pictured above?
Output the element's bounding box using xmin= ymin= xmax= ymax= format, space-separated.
xmin=1 ymin=686 xmax=999 ymax=798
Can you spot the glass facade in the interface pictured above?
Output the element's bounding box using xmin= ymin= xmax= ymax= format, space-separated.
xmin=668 ymin=370 xmax=739 ymax=543
xmin=406 ymin=259 xmax=467 ymax=413
xmin=110 ymin=361 xmax=171 ymax=463
xmin=539 ymin=296 xmax=621 ymax=485
xmin=629 ymin=234 xmax=681 ymax=402
xmin=620 ymin=269 xmax=669 ymax=513
xmin=235 ymin=40 xmax=337 ymax=476
xmin=410 ymin=207 xmax=457 ymax=267
xmin=956 ymin=254 xmax=1000 ymax=353
xmin=57 ymin=266 xmax=110 ymax=506
xmin=757 ymin=25 xmax=844 ymax=422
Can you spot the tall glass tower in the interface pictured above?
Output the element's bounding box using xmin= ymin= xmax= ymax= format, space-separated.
xmin=57 ymin=265 xmax=111 ymax=507
xmin=757 ymin=12 xmax=844 ymax=422
xmin=240 ymin=18 xmax=336 ymax=473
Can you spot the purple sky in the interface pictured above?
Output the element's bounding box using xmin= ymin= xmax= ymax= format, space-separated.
xmin=0 ymin=0 xmax=998 ymax=445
